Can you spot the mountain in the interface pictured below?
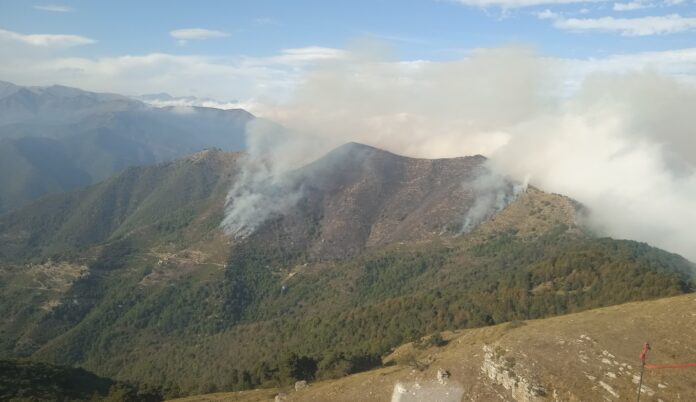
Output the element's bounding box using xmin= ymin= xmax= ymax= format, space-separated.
xmin=0 ymin=144 xmax=693 ymax=398
xmin=230 ymin=142 xmax=493 ymax=259
xmin=0 ymin=148 xmax=240 ymax=261
xmin=0 ymin=81 xmax=253 ymax=214
xmin=176 ymin=293 xmax=696 ymax=402
xmin=0 ymin=81 xmax=140 ymax=126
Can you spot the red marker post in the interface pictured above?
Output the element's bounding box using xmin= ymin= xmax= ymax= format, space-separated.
xmin=636 ymin=342 xmax=650 ymax=402
xmin=636 ymin=342 xmax=696 ymax=402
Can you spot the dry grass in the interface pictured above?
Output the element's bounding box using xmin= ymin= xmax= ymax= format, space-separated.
xmin=171 ymin=294 xmax=696 ymax=401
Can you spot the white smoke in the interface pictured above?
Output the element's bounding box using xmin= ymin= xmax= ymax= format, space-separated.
xmin=221 ymin=118 xmax=332 ymax=238
xmin=461 ymin=171 xmax=529 ymax=233
xmin=224 ymin=45 xmax=696 ymax=261
xmin=221 ymin=155 xmax=301 ymax=239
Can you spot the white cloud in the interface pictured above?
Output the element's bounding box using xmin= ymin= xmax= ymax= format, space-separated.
xmin=2 ymin=37 xmax=696 ymax=109
xmin=559 ymin=47 xmax=696 ymax=92
xmin=134 ymin=93 xmax=265 ymax=112
xmin=169 ymin=28 xmax=230 ymax=41
xmin=0 ymin=44 xmax=346 ymax=102
xmin=452 ymin=0 xmax=609 ymax=8
xmin=536 ymin=9 xmax=559 ymax=19
xmin=25 ymin=53 xmax=293 ymax=101
xmin=33 ymin=4 xmax=73 ymax=12
xmin=0 ymin=28 xmax=94 ymax=47
xmin=452 ymin=0 xmax=682 ymax=9
xmin=266 ymin=47 xmax=348 ymax=65
xmin=613 ymin=1 xmax=650 ymax=11
xmin=554 ymin=14 xmax=696 ymax=35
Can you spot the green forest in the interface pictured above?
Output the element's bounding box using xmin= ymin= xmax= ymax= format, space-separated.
xmin=0 ymin=360 xmax=162 ymax=401
xmin=3 ymin=225 xmax=691 ymax=398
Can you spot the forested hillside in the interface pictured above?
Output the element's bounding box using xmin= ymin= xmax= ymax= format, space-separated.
xmin=0 ymin=144 xmax=693 ymax=397
xmin=0 ymin=359 xmax=162 ymax=401
xmin=185 ymin=293 xmax=696 ymax=402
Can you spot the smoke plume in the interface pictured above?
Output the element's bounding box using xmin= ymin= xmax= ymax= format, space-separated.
xmin=224 ymin=45 xmax=696 ymax=262
xmin=461 ymin=171 xmax=529 ymax=233
xmin=221 ymin=118 xmax=333 ymax=238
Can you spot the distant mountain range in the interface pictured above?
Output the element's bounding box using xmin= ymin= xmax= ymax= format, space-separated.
xmin=0 ymin=81 xmax=252 ymax=214
xmin=0 ymin=142 xmax=692 ymax=398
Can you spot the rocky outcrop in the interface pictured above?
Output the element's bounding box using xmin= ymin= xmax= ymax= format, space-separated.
xmin=294 ymin=380 xmax=308 ymax=391
xmin=481 ymin=345 xmax=550 ymax=402
xmin=390 ymin=381 xmax=464 ymax=402
xmin=436 ymin=368 xmax=450 ymax=385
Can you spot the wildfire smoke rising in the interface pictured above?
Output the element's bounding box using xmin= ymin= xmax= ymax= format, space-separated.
xmin=224 ymin=45 xmax=696 ymax=262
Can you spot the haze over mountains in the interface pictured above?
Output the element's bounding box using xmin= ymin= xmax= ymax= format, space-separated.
xmin=0 ymin=81 xmax=251 ymax=214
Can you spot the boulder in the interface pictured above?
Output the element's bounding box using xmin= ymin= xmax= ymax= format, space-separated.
xmin=295 ymin=380 xmax=308 ymax=391
xmin=437 ymin=368 xmax=450 ymax=384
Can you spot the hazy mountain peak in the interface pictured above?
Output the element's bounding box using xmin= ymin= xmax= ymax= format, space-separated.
xmin=43 ymin=84 xmax=128 ymax=100
xmin=136 ymin=92 xmax=175 ymax=102
xmin=312 ymin=141 xmax=399 ymax=166
xmin=335 ymin=141 xmax=389 ymax=153
xmin=0 ymin=81 xmax=20 ymax=99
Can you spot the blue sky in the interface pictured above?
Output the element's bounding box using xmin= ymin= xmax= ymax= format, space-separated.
xmin=1 ymin=0 xmax=695 ymax=99
xmin=3 ymin=0 xmax=696 ymax=57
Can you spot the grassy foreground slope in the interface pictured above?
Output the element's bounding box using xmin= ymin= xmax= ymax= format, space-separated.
xmin=174 ymin=293 xmax=696 ymax=401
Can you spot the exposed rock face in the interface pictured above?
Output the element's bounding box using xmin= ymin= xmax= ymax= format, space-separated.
xmin=294 ymin=380 xmax=307 ymax=391
xmin=436 ymin=368 xmax=450 ymax=385
xmin=390 ymin=381 xmax=464 ymax=402
xmin=481 ymin=345 xmax=549 ymax=402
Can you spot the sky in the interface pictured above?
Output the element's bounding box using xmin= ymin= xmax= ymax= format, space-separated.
xmin=3 ymin=0 xmax=696 ymax=261
xmin=1 ymin=0 xmax=696 ymax=101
